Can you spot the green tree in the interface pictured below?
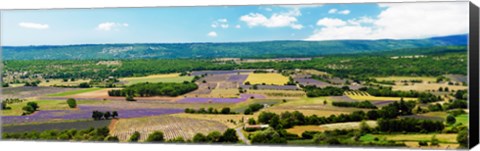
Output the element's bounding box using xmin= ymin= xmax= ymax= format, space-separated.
xmin=66 ymin=98 xmax=77 ymax=108
xmin=206 ymin=131 xmax=222 ymax=143
xmin=104 ymin=136 xmax=119 ymax=142
xmin=457 ymin=128 xmax=468 ymax=148
xmin=128 ymin=131 xmax=141 ymax=142
xmin=145 ymin=131 xmax=164 ymax=142
xmin=220 ymin=129 xmax=239 ymax=143
xmin=446 ymin=114 xmax=456 ymax=125
xmin=192 ymin=133 xmax=207 ymax=143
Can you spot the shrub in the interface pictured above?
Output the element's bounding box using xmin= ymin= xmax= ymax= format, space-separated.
xmin=66 ymin=98 xmax=77 ymax=108
xmin=146 ymin=131 xmax=164 ymax=142
xmin=446 ymin=114 xmax=456 ymax=125
xmin=128 ymin=131 xmax=141 ymax=142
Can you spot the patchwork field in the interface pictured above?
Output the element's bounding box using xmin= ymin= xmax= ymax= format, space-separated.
xmin=345 ymin=91 xmax=417 ymax=101
xmin=287 ymin=121 xmax=377 ymax=135
xmin=244 ymin=73 xmax=289 ymax=85
xmin=231 ymin=99 xmax=283 ymax=112
xmin=111 ymin=115 xmax=228 ymax=142
xmin=120 ymin=73 xmax=193 ymax=85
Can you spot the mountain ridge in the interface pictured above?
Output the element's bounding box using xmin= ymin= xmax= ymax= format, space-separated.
xmin=2 ymin=34 xmax=467 ymax=60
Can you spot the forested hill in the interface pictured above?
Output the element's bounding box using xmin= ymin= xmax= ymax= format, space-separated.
xmin=2 ymin=34 xmax=467 ymax=60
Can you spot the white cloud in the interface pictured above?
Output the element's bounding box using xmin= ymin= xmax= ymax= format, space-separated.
xmin=19 ymin=22 xmax=49 ymax=30
xmin=328 ymin=9 xmax=337 ymax=14
xmin=306 ymin=2 xmax=468 ymax=41
xmin=211 ymin=19 xmax=229 ymax=29
xmin=96 ymin=22 xmax=128 ymax=31
xmin=328 ymin=8 xmax=350 ymax=15
xmin=316 ymin=18 xmax=347 ymax=27
xmin=338 ymin=10 xmax=350 ymax=15
xmin=240 ymin=9 xmax=303 ymax=30
xmin=207 ymin=31 xmax=218 ymax=37
xmin=235 ymin=25 xmax=241 ymax=29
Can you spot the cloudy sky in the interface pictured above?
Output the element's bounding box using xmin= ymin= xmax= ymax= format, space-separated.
xmin=1 ymin=2 xmax=468 ymax=46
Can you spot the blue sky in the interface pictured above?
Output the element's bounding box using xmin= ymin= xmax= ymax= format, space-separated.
xmin=1 ymin=2 xmax=468 ymax=46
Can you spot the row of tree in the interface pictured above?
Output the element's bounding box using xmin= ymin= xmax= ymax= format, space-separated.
xmin=92 ymin=111 xmax=118 ymax=120
xmin=184 ymin=107 xmax=236 ymax=114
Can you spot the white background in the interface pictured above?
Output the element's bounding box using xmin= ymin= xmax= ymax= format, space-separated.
xmin=0 ymin=0 xmax=478 ymax=151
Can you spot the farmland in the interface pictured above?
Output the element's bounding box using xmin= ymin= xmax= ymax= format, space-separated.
xmin=1 ymin=44 xmax=469 ymax=149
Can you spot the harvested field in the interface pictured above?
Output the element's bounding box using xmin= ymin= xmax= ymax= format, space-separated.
xmin=112 ymin=115 xmax=228 ymax=141
xmin=244 ymin=73 xmax=289 ymax=85
xmin=2 ymin=120 xmax=111 ymax=133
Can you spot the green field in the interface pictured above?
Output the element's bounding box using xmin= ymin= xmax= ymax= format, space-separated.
xmin=46 ymin=88 xmax=103 ymax=97
xmin=456 ymin=114 xmax=468 ymax=126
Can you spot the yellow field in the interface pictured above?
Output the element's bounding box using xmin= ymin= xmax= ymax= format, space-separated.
xmin=120 ymin=73 xmax=193 ymax=85
xmin=287 ymin=121 xmax=377 ymax=135
xmin=39 ymin=79 xmax=90 ymax=87
xmin=375 ymin=76 xmax=437 ymax=82
xmin=345 ymin=91 xmax=417 ymax=101
xmin=244 ymin=73 xmax=289 ymax=85
xmin=392 ymin=83 xmax=467 ymax=92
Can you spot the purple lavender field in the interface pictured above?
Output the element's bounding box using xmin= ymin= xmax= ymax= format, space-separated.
xmin=2 ymin=105 xmax=183 ymax=125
